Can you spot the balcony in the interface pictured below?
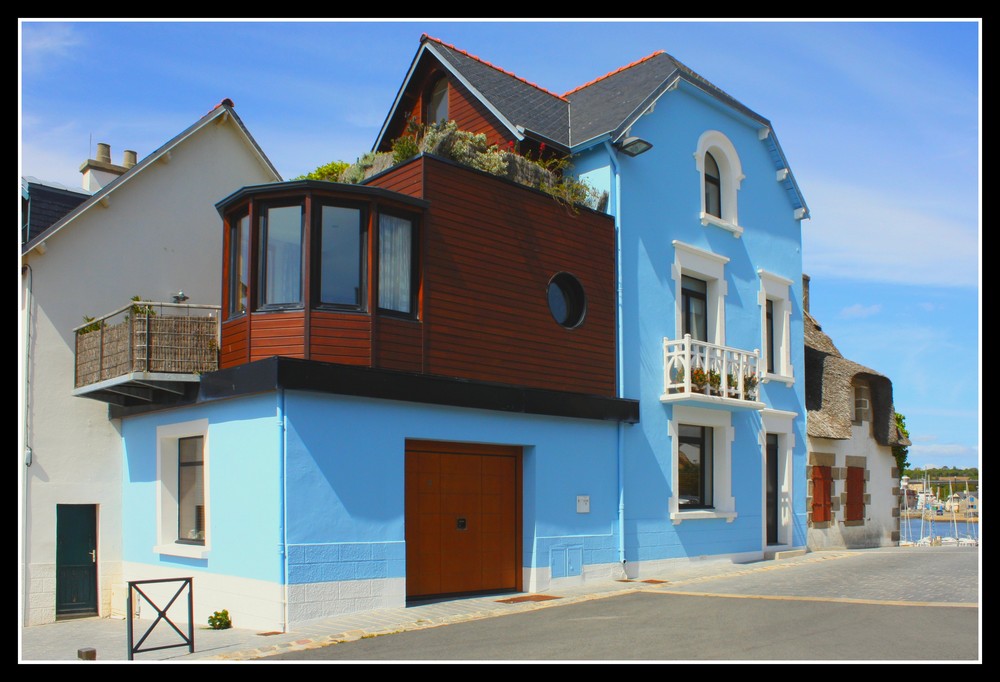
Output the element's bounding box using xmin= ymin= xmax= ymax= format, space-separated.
xmin=661 ymin=335 xmax=763 ymax=410
xmin=73 ymin=301 xmax=220 ymax=406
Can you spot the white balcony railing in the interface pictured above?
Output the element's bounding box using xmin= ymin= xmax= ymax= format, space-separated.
xmin=663 ymin=335 xmax=761 ymax=403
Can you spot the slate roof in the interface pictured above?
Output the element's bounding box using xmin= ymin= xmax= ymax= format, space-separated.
xmin=427 ymin=37 xmax=570 ymax=146
xmin=804 ymin=310 xmax=909 ymax=447
xmin=424 ymin=36 xmax=770 ymax=148
xmin=21 ymin=178 xmax=90 ymax=244
xmin=375 ymin=36 xmax=809 ymax=216
xmin=565 ymin=51 xmax=769 ymax=147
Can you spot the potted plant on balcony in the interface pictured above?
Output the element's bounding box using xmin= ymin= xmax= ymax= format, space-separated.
xmin=743 ymin=373 xmax=759 ymax=400
xmin=674 ymin=366 xmax=686 ymax=392
xmin=708 ymin=370 xmax=722 ymax=396
xmin=690 ymin=367 xmax=709 ymax=393
xmin=726 ymin=371 xmax=740 ymax=398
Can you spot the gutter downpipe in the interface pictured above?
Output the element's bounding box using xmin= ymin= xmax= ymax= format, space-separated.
xmin=277 ymin=389 xmax=288 ymax=632
xmin=21 ymin=264 xmax=32 ymax=625
xmin=604 ymin=141 xmax=627 ymax=577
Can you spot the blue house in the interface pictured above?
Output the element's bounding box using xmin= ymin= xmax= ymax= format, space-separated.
xmin=82 ymin=36 xmax=809 ymax=632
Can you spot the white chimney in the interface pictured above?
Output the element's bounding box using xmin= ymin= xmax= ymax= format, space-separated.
xmin=80 ymin=142 xmax=131 ymax=192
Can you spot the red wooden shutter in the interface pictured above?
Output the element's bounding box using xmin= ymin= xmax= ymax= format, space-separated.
xmin=846 ymin=466 xmax=864 ymax=521
xmin=811 ymin=465 xmax=832 ymax=523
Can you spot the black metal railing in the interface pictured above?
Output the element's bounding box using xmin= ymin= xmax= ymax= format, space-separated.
xmin=126 ymin=577 xmax=194 ymax=660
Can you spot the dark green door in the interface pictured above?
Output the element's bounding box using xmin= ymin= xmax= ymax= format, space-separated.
xmin=56 ymin=504 xmax=98 ymax=617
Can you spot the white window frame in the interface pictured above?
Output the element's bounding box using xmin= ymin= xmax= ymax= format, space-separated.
xmin=694 ymin=130 xmax=744 ymax=237
xmin=669 ymin=405 xmax=736 ymax=524
xmin=672 ymin=240 xmax=728 ymax=346
xmin=757 ymin=269 xmax=794 ymax=385
xmin=154 ymin=419 xmax=211 ymax=559
xmin=761 ymin=408 xmax=797 ymax=548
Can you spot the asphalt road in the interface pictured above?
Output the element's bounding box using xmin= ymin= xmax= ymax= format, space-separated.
xmin=269 ymin=548 xmax=980 ymax=662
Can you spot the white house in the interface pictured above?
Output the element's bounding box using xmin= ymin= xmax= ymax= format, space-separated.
xmin=803 ymin=276 xmax=910 ymax=549
xmin=19 ymin=100 xmax=280 ymax=625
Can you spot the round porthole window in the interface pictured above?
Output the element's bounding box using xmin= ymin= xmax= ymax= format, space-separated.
xmin=547 ymin=272 xmax=586 ymax=329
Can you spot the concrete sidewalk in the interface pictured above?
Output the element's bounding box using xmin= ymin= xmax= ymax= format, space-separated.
xmin=20 ymin=549 xmax=881 ymax=662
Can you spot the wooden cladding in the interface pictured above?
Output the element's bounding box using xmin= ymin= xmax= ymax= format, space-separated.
xmin=417 ymin=156 xmax=616 ymax=396
xmin=219 ymin=158 xmax=617 ymax=399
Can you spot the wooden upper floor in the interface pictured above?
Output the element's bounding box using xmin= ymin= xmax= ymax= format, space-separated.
xmin=217 ymin=154 xmax=617 ymax=398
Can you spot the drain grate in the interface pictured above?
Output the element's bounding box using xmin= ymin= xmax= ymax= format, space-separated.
xmin=641 ymin=579 xmax=669 ymax=584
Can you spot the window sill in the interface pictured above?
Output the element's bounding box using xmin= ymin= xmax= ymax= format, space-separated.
xmin=154 ymin=543 xmax=209 ymax=559
xmin=762 ymin=372 xmax=794 ymax=387
xmin=699 ymin=212 xmax=743 ymax=238
xmin=670 ymin=509 xmax=737 ymax=525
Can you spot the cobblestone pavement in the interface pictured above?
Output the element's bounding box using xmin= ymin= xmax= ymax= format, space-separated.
xmin=19 ymin=546 xmax=980 ymax=662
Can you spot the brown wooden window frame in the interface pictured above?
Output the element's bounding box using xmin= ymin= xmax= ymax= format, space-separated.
xmin=376 ymin=209 xmax=420 ymax=319
xmin=256 ymin=201 xmax=306 ymax=311
xmin=227 ymin=211 xmax=251 ymax=320
xmin=311 ymin=200 xmax=369 ymax=312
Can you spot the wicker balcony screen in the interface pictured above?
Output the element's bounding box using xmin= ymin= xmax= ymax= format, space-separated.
xmin=75 ymin=316 xmax=218 ymax=388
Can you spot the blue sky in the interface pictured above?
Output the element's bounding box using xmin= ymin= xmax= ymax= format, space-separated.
xmin=19 ymin=19 xmax=981 ymax=471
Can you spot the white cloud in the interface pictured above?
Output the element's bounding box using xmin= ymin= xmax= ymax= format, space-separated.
xmin=802 ymin=178 xmax=979 ymax=288
xmin=908 ymin=442 xmax=980 ymax=467
xmin=838 ymin=303 xmax=882 ymax=319
xmin=20 ymin=23 xmax=85 ymax=70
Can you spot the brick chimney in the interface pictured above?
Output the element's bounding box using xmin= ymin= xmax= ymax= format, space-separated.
xmin=80 ymin=143 xmax=134 ymax=192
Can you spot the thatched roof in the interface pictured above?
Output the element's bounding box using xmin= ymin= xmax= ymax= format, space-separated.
xmin=804 ymin=311 xmax=910 ymax=447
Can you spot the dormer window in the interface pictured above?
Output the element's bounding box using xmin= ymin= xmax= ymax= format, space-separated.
xmin=704 ymin=152 xmax=721 ymax=219
xmin=426 ymin=77 xmax=449 ymax=125
xmin=854 ymin=384 xmax=871 ymax=423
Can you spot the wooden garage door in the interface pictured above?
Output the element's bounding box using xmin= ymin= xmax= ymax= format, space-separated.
xmin=405 ymin=440 xmax=522 ymax=599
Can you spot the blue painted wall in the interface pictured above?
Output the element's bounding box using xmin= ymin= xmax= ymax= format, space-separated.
xmin=574 ymin=81 xmax=809 ymax=560
xmin=121 ymin=393 xmax=283 ymax=582
xmin=123 ymin=390 xmax=623 ymax=586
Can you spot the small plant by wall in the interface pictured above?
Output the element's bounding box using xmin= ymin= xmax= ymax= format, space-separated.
xmin=208 ymin=609 xmax=232 ymax=630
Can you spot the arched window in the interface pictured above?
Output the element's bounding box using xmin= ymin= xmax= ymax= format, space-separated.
xmin=704 ymin=152 xmax=721 ymax=219
xmin=694 ymin=131 xmax=744 ymax=237
xmin=426 ymin=77 xmax=449 ymax=125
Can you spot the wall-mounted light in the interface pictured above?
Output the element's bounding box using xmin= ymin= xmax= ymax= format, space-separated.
xmin=172 ymin=291 xmax=189 ymax=303
xmin=618 ymin=136 xmax=653 ymax=157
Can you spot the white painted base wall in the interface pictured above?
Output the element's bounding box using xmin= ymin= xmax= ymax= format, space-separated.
xmin=624 ymin=550 xmax=764 ymax=580
xmin=122 ymin=562 xmax=285 ymax=633
xmin=22 ymin=561 xmax=124 ymax=626
xmin=524 ymin=561 xmax=623 ymax=594
xmin=287 ymin=578 xmax=406 ymax=626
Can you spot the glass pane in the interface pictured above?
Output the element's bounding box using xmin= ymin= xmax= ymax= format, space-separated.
xmin=705 ymin=153 xmax=721 ymax=218
xmin=229 ymin=214 xmax=249 ymax=316
xmin=262 ymin=205 xmax=302 ymax=305
xmin=178 ymin=437 xmax=205 ymax=544
xmin=428 ymin=78 xmax=448 ymax=124
xmin=766 ymin=299 xmax=775 ymax=373
xmin=320 ymin=206 xmax=362 ymax=306
xmin=678 ymin=425 xmax=712 ymax=508
xmin=548 ymin=282 xmax=569 ymax=324
xmin=379 ymin=214 xmax=413 ymax=313
xmin=682 ymin=277 xmax=708 ymax=342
